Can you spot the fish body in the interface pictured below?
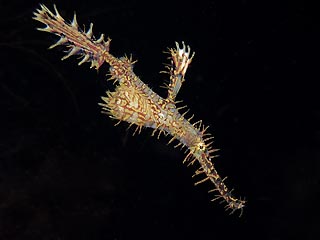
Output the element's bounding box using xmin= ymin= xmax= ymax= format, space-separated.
xmin=33 ymin=4 xmax=245 ymax=215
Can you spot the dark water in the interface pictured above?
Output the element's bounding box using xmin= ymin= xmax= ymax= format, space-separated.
xmin=0 ymin=0 xmax=319 ymax=239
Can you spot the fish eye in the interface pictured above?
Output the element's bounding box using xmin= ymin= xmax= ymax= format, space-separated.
xmin=198 ymin=142 xmax=205 ymax=151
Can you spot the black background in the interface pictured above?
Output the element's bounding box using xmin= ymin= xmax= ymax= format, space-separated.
xmin=1 ymin=0 xmax=319 ymax=239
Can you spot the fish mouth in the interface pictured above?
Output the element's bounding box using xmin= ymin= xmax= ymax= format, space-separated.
xmin=187 ymin=149 xmax=246 ymax=216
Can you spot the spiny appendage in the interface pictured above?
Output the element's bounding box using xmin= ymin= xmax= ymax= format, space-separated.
xmin=33 ymin=4 xmax=111 ymax=69
xmin=162 ymin=42 xmax=195 ymax=102
xmin=181 ymin=123 xmax=246 ymax=216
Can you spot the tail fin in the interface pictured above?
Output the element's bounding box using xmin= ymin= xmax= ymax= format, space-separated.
xmin=33 ymin=4 xmax=111 ymax=69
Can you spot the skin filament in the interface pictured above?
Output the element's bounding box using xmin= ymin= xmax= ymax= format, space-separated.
xmin=33 ymin=4 xmax=246 ymax=215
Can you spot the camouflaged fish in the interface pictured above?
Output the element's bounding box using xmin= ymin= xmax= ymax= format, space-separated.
xmin=33 ymin=4 xmax=246 ymax=215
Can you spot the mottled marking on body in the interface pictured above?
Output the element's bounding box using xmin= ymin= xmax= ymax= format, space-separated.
xmin=34 ymin=4 xmax=246 ymax=215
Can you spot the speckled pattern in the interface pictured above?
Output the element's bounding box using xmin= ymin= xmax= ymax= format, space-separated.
xmin=1 ymin=1 xmax=319 ymax=239
xmin=33 ymin=4 xmax=245 ymax=214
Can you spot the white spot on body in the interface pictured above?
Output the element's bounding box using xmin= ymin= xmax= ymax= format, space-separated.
xmin=130 ymin=112 xmax=138 ymax=121
xmin=130 ymin=95 xmax=139 ymax=109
